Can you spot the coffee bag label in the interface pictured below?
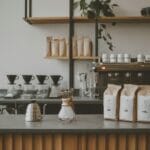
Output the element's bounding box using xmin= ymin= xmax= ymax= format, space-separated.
xmin=138 ymin=96 xmax=150 ymax=121
xmin=120 ymin=96 xmax=134 ymax=121
xmin=104 ymin=95 xmax=116 ymax=119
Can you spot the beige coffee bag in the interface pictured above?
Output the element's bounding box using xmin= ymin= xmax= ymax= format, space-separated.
xmin=51 ymin=38 xmax=59 ymax=57
xmin=137 ymin=85 xmax=150 ymax=123
xmin=104 ymin=84 xmax=122 ymax=120
xmin=46 ymin=37 xmax=52 ymax=57
xmin=83 ymin=37 xmax=92 ymax=57
xmin=77 ymin=37 xmax=83 ymax=57
xmin=119 ymin=84 xmax=139 ymax=122
xmin=59 ymin=38 xmax=66 ymax=57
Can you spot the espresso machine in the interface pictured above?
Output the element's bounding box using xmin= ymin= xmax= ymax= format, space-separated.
xmin=49 ymin=75 xmax=63 ymax=98
xmin=36 ymin=75 xmax=50 ymax=99
xmin=5 ymin=75 xmax=20 ymax=98
xmin=21 ymin=75 xmax=36 ymax=99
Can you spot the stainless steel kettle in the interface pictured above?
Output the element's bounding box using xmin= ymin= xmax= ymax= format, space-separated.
xmin=25 ymin=101 xmax=42 ymax=122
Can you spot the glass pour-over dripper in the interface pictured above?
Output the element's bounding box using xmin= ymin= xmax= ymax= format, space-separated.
xmin=49 ymin=75 xmax=63 ymax=97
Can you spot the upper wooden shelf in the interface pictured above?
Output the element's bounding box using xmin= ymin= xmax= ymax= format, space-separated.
xmin=24 ymin=16 xmax=150 ymax=24
xmin=45 ymin=56 xmax=99 ymax=60
xmin=95 ymin=63 xmax=150 ymax=72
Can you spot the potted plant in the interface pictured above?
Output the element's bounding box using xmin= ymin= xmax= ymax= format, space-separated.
xmin=74 ymin=0 xmax=118 ymax=51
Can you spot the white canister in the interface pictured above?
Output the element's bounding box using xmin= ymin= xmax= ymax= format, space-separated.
xmin=117 ymin=54 xmax=124 ymax=63
xmin=124 ymin=54 xmax=131 ymax=63
xmin=102 ymin=53 xmax=109 ymax=63
xmin=137 ymin=54 xmax=145 ymax=63
xmin=59 ymin=38 xmax=66 ymax=57
xmin=51 ymin=39 xmax=59 ymax=57
xmin=83 ymin=37 xmax=92 ymax=57
xmin=77 ymin=38 xmax=83 ymax=57
xmin=110 ymin=54 xmax=117 ymax=63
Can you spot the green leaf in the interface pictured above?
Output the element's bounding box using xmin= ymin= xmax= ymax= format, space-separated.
xmin=74 ymin=1 xmax=80 ymax=9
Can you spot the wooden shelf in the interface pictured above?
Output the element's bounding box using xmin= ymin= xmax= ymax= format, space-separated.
xmin=24 ymin=16 xmax=150 ymax=24
xmin=45 ymin=56 xmax=99 ymax=60
xmin=95 ymin=63 xmax=150 ymax=72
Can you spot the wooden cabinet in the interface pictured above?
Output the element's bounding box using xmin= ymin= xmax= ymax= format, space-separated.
xmin=0 ymin=133 xmax=149 ymax=150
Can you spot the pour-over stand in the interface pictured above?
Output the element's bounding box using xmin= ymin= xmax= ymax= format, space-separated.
xmin=6 ymin=75 xmax=19 ymax=98
xmin=49 ymin=75 xmax=63 ymax=98
xmin=36 ymin=75 xmax=50 ymax=99
xmin=21 ymin=75 xmax=36 ymax=99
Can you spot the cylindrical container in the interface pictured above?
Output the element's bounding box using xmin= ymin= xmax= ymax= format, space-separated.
xmin=83 ymin=37 xmax=92 ymax=57
xmin=59 ymin=38 xmax=66 ymax=57
xmin=124 ymin=54 xmax=131 ymax=63
xmin=137 ymin=54 xmax=145 ymax=63
xmin=117 ymin=54 xmax=124 ymax=63
xmin=110 ymin=54 xmax=117 ymax=63
xmin=51 ymin=39 xmax=59 ymax=57
xmin=77 ymin=37 xmax=83 ymax=57
xmin=102 ymin=53 xmax=109 ymax=63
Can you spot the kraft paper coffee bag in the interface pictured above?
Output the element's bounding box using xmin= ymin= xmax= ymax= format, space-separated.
xmin=137 ymin=85 xmax=150 ymax=123
xmin=119 ymin=84 xmax=139 ymax=122
xmin=104 ymin=84 xmax=122 ymax=120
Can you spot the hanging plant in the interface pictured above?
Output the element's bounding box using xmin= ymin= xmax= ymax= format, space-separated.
xmin=74 ymin=0 xmax=118 ymax=51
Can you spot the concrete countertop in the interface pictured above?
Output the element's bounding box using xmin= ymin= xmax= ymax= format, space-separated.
xmin=0 ymin=115 xmax=149 ymax=133
xmin=0 ymin=97 xmax=102 ymax=104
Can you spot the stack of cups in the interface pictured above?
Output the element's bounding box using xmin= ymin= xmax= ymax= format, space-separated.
xmin=110 ymin=54 xmax=117 ymax=63
xmin=117 ymin=54 xmax=124 ymax=63
xmin=102 ymin=53 xmax=109 ymax=63
xmin=124 ymin=54 xmax=131 ymax=63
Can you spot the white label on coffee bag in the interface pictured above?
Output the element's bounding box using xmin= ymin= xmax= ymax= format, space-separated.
xmin=120 ymin=96 xmax=134 ymax=121
xmin=138 ymin=96 xmax=150 ymax=122
xmin=104 ymin=95 xmax=116 ymax=119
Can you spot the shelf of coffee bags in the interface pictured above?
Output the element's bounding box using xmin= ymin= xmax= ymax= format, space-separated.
xmin=45 ymin=56 xmax=99 ymax=60
xmin=95 ymin=63 xmax=150 ymax=72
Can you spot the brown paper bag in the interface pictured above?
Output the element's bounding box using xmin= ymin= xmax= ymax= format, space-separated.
xmin=119 ymin=84 xmax=139 ymax=122
xmin=137 ymin=85 xmax=150 ymax=123
xmin=83 ymin=37 xmax=92 ymax=57
xmin=59 ymin=38 xmax=66 ymax=57
xmin=104 ymin=84 xmax=122 ymax=120
xmin=51 ymin=38 xmax=59 ymax=57
xmin=46 ymin=37 xmax=52 ymax=57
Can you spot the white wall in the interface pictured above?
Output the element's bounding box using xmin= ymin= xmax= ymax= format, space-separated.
xmin=0 ymin=0 xmax=150 ymax=89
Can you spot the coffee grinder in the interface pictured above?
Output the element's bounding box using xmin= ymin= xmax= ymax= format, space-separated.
xmin=49 ymin=75 xmax=63 ymax=98
xmin=6 ymin=75 xmax=19 ymax=98
xmin=36 ymin=75 xmax=50 ymax=99
xmin=21 ymin=75 xmax=36 ymax=99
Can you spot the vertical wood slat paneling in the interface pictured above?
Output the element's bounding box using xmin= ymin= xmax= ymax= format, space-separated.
xmin=13 ymin=135 xmax=22 ymax=150
xmin=23 ymin=134 xmax=33 ymax=150
xmin=87 ymin=134 xmax=97 ymax=150
xmin=98 ymin=135 xmax=106 ymax=150
xmin=63 ymin=135 xmax=78 ymax=150
xmin=54 ymin=134 xmax=63 ymax=150
xmin=4 ymin=134 xmax=13 ymax=150
xmin=127 ymin=134 xmax=137 ymax=150
xmin=78 ymin=135 xmax=87 ymax=150
xmin=0 ymin=133 xmax=149 ymax=150
xmin=33 ymin=135 xmax=43 ymax=150
xmin=138 ymin=134 xmax=146 ymax=150
xmin=108 ymin=134 xmax=117 ymax=150
xmin=148 ymin=135 xmax=150 ymax=150
xmin=43 ymin=135 xmax=53 ymax=150
xmin=0 ymin=135 xmax=3 ymax=150
xmin=118 ymin=135 xmax=126 ymax=150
